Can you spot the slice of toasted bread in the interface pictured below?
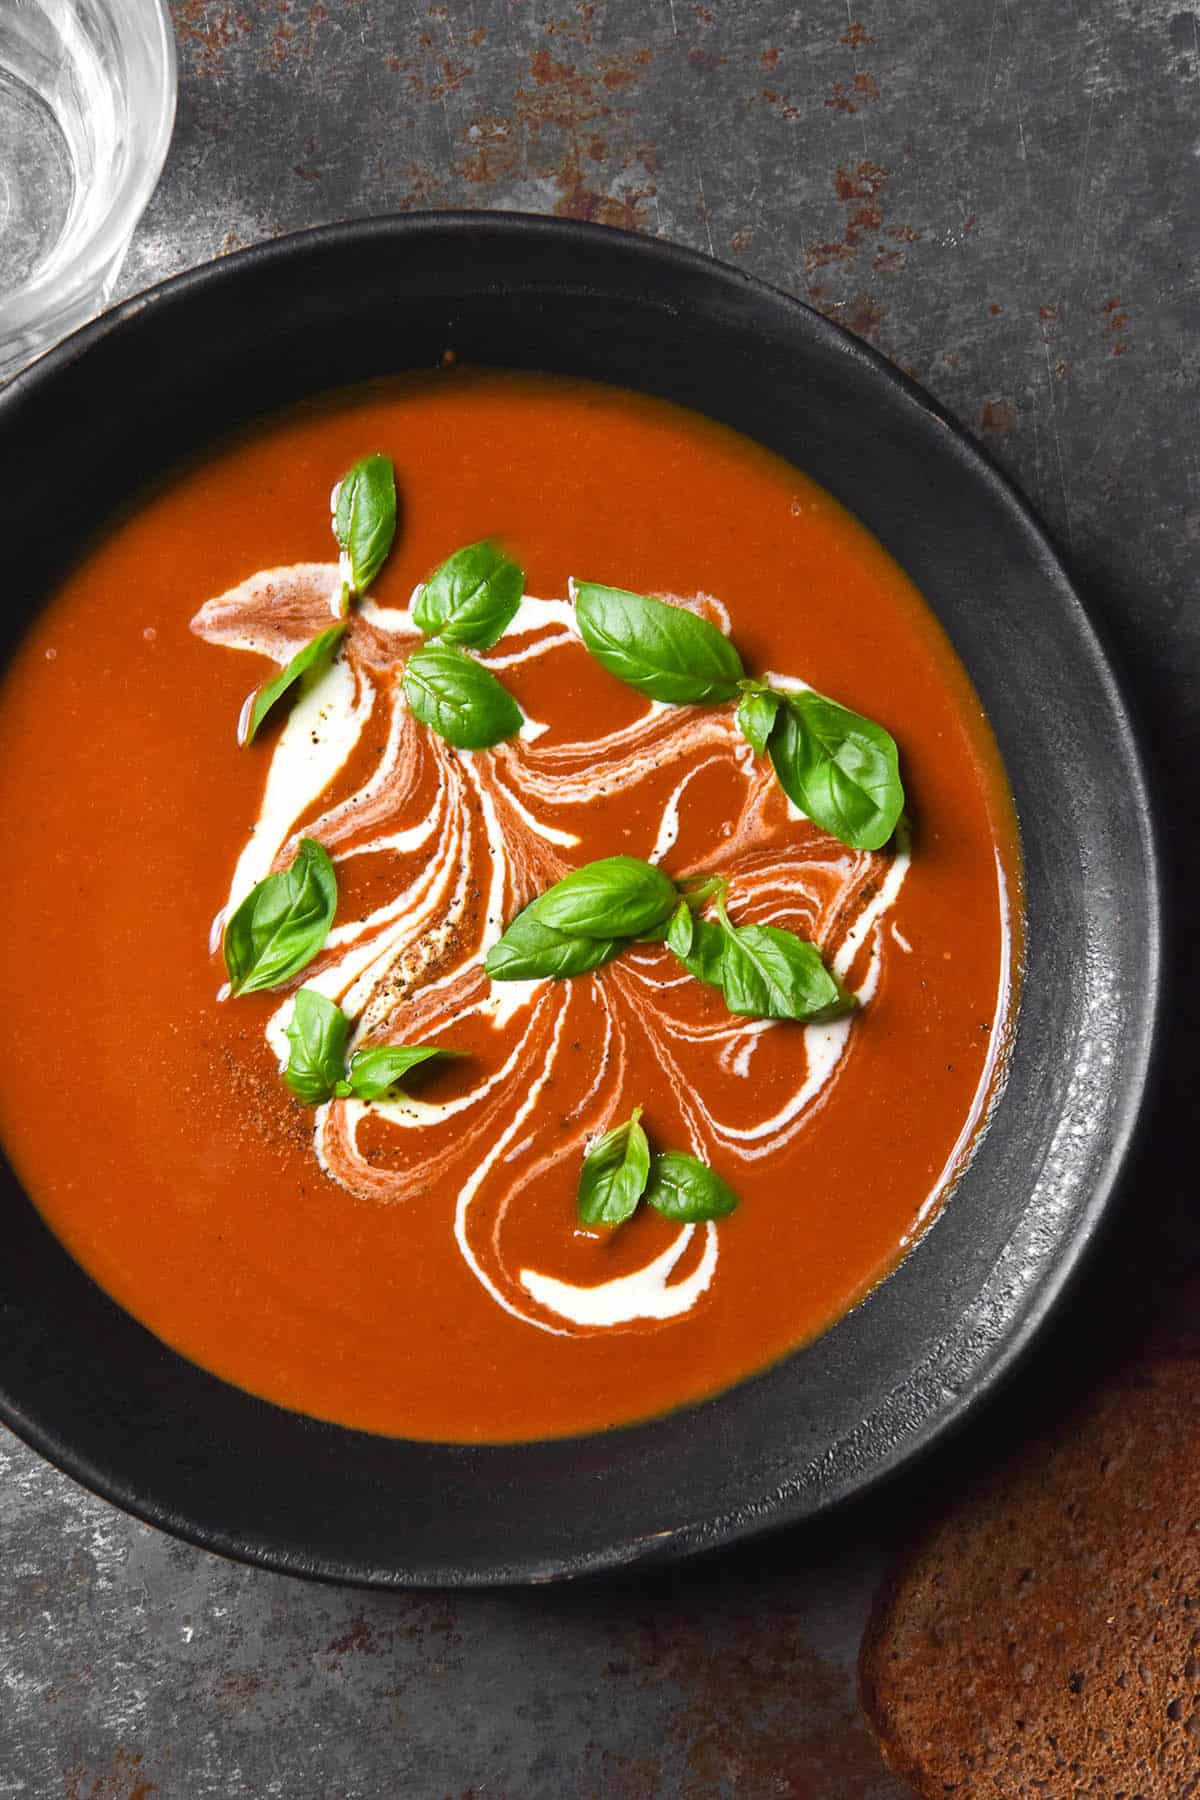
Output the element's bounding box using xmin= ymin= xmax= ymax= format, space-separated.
xmin=860 ymin=1361 xmax=1200 ymax=1796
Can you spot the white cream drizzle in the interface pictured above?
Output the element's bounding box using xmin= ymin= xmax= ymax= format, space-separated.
xmin=520 ymin=1223 xmax=718 ymax=1325
xmin=226 ymin=656 xmax=372 ymax=915
xmin=192 ymin=565 xmax=930 ymax=1337
xmin=648 ymin=756 xmax=730 ymax=865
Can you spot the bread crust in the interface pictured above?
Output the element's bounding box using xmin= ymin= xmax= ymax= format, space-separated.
xmin=860 ymin=1361 xmax=1200 ymax=1797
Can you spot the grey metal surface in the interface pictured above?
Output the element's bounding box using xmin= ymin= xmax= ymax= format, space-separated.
xmin=2 ymin=2 xmax=1196 ymax=1794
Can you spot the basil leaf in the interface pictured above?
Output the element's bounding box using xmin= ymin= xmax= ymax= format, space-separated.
xmin=224 ymin=838 xmax=337 ymax=997
xmin=244 ymin=624 xmax=346 ymax=746
xmin=666 ymin=899 xmax=695 ymax=958
xmin=413 ymin=540 xmax=524 ymax=650
xmin=333 ymin=454 xmax=396 ymax=596
xmin=402 ymin=644 xmax=523 ymax=750
xmin=768 ymin=690 xmax=904 ymax=851
xmin=284 ymin=988 xmax=350 ymax=1104
xmin=736 ymin=687 xmax=781 ymax=758
xmin=347 ymin=1044 xmax=457 ymax=1102
xmin=577 ymin=1107 xmax=651 ymax=1227
xmin=574 ymin=583 xmax=744 ymax=705
xmin=674 ymin=917 xmax=727 ymax=990
xmin=716 ymin=917 xmax=849 ymax=1022
xmin=644 ymin=1151 xmax=739 ymax=1222
xmin=529 ymin=856 xmax=678 ymax=940
xmin=484 ymin=911 xmax=623 ymax=982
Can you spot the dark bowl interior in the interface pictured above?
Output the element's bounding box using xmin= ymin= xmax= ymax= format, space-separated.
xmin=0 ymin=214 xmax=1161 ymax=1585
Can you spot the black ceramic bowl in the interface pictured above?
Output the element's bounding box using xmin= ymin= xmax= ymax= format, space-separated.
xmin=0 ymin=214 xmax=1161 ymax=1586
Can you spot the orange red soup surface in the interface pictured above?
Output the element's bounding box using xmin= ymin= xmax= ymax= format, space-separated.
xmin=0 ymin=371 xmax=1020 ymax=1441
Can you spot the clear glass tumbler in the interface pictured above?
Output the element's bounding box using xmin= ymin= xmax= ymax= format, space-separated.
xmin=0 ymin=0 xmax=176 ymax=377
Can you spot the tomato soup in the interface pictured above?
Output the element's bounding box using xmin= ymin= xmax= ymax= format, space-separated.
xmin=0 ymin=371 xmax=1020 ymax=1442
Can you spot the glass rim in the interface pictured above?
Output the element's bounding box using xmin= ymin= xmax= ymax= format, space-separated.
xmin=1 ymin=0 xmax=177 ymax=344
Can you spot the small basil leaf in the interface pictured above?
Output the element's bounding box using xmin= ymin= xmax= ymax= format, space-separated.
xmin=244 ymin=624 xmax=346 ymax=746
xmin=574 ymin=583 xmax=744 ymax=705
xmin=717 ymin=917 xmax=849 ymax=1022
xmin=413 ymin=540 xmax=524 ymax=650
xmin=402 ymin=644 xmax=523 ymax=750
xmin=333 ymin=454 xmax=397 ymax=596
xmin=666 ymin=899 xmax=695 ymax=959
xmin=577 ymin=1107 xmax=651 ymax=1226
xmin=284 ymin=988 xmax=351 ymax=1104
xmin=644 ymin=1151 xmax=739 ymax=1222
xmin=484 ymin=911 xmax=623 ymax=982
xmin=768 ymin=690 xmax=904 ymax=851
xmin=224 ymin=838 xmax=337 ymax=997
xmin=674 ymin=917 xmax=727 ymax=990
xmin=529 ymin=856 xmax=678 ymax=940
xmin=736 ymin=687 xmax=781 ymax=758
xmin=347 ymin=1044 xmax=458 ymax=1102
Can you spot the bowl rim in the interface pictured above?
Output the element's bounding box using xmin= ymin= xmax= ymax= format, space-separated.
xmin=0 ymin=210 xmax=1166 ymax=1585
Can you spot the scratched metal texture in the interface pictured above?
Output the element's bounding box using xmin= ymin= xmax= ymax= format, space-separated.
xmin=2 ymin=2 xmax=1197 ymax=1795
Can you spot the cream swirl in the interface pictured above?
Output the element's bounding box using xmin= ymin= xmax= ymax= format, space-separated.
xmin=192 ymin=567 xmax=910 ymax=1336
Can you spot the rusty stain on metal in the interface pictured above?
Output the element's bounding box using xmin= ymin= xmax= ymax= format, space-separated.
xmin=804 ymin=162 xmax=890 ymax=273
xmin=826 ymin=72 xmax=881 ymax=113
xmin=979 ymin=397 xmax=1019 ymax=434
xmin=455 ymin=32 xmax=659 ymax=229
xmin=589 ymin=1597 xmax=894 ymax=1795
xmin=172 ymin=1 xmax=254 ymax=80
xmin=756 ymin=85 xmax=802 ymax=121
xmin=65 ymin=1748 xmax=159 ymax=1800
xmin=1098 ymin=295 xmax=1132 ymax=356
xmin=799 ymin=156 xmax=926 ymax=346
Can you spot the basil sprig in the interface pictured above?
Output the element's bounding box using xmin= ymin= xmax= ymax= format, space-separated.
xmin=236 ymin=451 xmax=391 ymax=741
xmin=484 ymin=858 xmax=844 ymax=1023
xmin=484 ymin=856 xmax=680 ymax=982
xmin=482 ymin=849 xmax=845 ymax=1022
xmin=736 ymin=679 xmax=904 ymax=851
xmin=761 ymin=687 xmax=904 ymax=853
xmin=571 ymin=581 xmax=905 ymax=851
xmin=414 ymin=540 xmax=524 ymax=650
xmin=670 ymin=885 xmax=851 ymax=1023
xmin=399 ymin=539 xmax=526 ymax=751
xmin=243 ymin=623 xmax=346 ymax=746
xmin=333 ymin=454 xmax=397 ymax=598
xmin=224 ymin=838 xmax=337 ymax=997
xmin=574 ymin=584 xmax=744 ymax=704
xmin=284 ymin=987 xmax=459 ymax=1104
xmin=577 ymin=1109 xmax=738 ymax=1227
xmin=402 ymin=643 xmax=523 ymax=750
